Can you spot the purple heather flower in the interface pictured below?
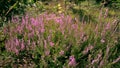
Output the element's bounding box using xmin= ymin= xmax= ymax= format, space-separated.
xmin=27 ymin=25 xmax=33 ymax=31
xmin=45 ymin=50 xmax=50 ymax=56
xmin=83 ymin=45 xmax=94 ymax=55
xmin=22 ymin=17 xmax=26 ymax=24
xmin=105 ymin=23 xmax=111 ymax=30
xmin=32 ymin=42 xmax=36 ymax=46
xmin=59 ymin=50 xmax=64 ymax=55
xmin=101 ymin=39 xmax=105 ymax=43
xmin=12 ymin=16 xmax=19 ymax=23
xmin=55 ymin=18 xmax=63 ymax=24
xmin=15 ymin=38 xmax=19 ymax=46
xmin=17 ymin=26 xmax=22 ymax=34
xmin=104 ymin=8 xmax=109 ymax=18
xmin=72 ymin=24 xmax=78 ymax=31
xmin=47 ymin=35 xmax=51 ymax=41
xmin=91 ymin=53 xmax=102 ymax=65
xmin=68 ymin=55 xmax=77 ymax=67
xmin=14 ymin=48 xmax=19 ymax=55
xmin=66 ymin=15 xmax=72 ymax=23
xmin=21 ymin=40 xmax=25 ymax=50
xmin=31 ymin=18 xmax=38 ymax=26
xmin=49 ymin=42 xmax=54 ymax=47
xmin=41 ymin=28 xmax=45 ymax=33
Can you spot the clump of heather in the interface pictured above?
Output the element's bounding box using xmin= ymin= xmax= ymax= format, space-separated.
xmin=3 ymin=12 xmax=120 ymax=67
xmin=4 ymin=14 xmax=46 ymax=55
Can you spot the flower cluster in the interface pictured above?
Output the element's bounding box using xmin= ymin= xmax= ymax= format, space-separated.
xmin=3 ymin=12 xmax=119 ymax=67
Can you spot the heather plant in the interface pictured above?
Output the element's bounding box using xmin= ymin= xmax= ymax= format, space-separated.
xmin=2 ymin=11 xmax=119 ymax=67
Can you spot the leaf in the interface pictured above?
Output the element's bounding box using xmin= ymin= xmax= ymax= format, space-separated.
xmin=5 ymin=1 xmax=18 ymax=16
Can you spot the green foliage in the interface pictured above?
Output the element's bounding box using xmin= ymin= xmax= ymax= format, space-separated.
xmin=0 ymin=0 xmax=36 ymax=20
xmin=111 ymin=0 xmax=120 ymax=9
xmin=95 ymin=0 xmax=120 ymax=8
xmin=71 ymin=0 xmax=86 ymax=5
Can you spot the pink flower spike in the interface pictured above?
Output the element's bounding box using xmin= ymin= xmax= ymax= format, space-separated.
xmin=68 ymin=55 xmax=77 ymax=67
xmin=105 ymin=23 xmax=110 ymax=30
xmin=21 ymin=41 xmax=25 ymax=50
xmin=101 ymin=39 xmax=105 ymax=43
xmin=50 ymin=42 xmax=54 ymax=47
xmin=59 ymin=50 xmax=64 ymax=55
xmin=28 ymin=40 xmax=31 ymax=45
xmin=15 ymin=49 xmax=19 ymax=55
xmin=41 ymin=28 xmax=45 ymax=33
xmin=15 ymin=38 xmax=19 ymax=46
xmin=45 ymin=50 xmax=50 ymax=56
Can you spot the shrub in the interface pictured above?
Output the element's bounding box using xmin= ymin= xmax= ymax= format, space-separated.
xmin=2 ymin=12 xmax=119 ymax=67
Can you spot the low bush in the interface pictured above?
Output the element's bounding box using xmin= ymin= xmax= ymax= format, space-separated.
xmin=1 ymin=12 xmax=119 ymax=67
